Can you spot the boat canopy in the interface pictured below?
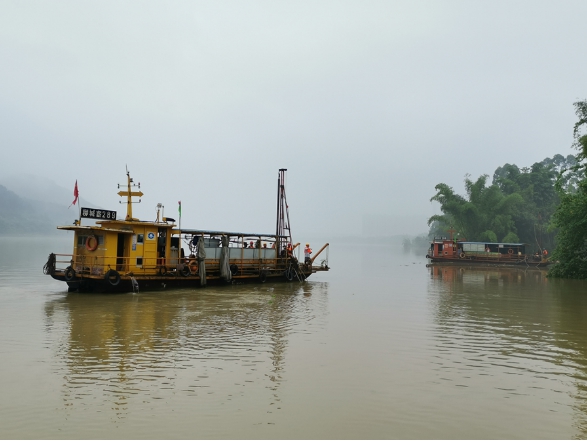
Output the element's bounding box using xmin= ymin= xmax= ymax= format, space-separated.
xmin=458 ymin=242 xmax=527 ymax=246
xmin=57 ymin=225 xmax=134 ymax=234
xmin=180 ymin=228 xmax=288 ymax=238
xmin=459 ymin=241 xmax=527 ymax=254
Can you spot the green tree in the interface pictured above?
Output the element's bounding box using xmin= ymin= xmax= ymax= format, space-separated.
xmin=573 ymin=100 xmax=587 ymax=160
xmin=548 ymin=180 xmax=587 ymax=278
xmin=428 ymin=219 xmax=448 ymax=238
xmin=549 ymin=100 xmax=587 ymax=278
xmin=493 ymin=157 xmax=562 ymax=251
xmin=542 ymin=154 xmax=580 ymax=191
xmin=428 ymin=174 xmax=522 ymax=242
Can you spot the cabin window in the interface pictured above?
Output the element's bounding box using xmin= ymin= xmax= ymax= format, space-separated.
xmin=137 ymin=234 xmax=144 ymax=244
xmin=463 ymin=243 xmax=484 ymax=252
xmin=136 ymin=257 xmax=143 ymax=267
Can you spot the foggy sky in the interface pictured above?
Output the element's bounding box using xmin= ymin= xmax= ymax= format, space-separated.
xmin=1 ymin=0 xmax=586 ymax=238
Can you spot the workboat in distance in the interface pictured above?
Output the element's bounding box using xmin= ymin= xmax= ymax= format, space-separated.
xmin=43 ymin=169 xmax=329 ymax=293
xmin=426 ymin=237 xmax=550 ymax=267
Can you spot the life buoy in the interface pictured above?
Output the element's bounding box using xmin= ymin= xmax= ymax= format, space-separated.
xmin=64 ymin=266 xmax=76 ymax=281
xmin=543 ymin=249 xmax=548 ymax=256
xmin=158 ymin=266 xmax=167 ymax=276
xmin=508 ymin=248 xmax=514 ymax=255
xmin=104 ymin=269 xmax=120 ymax=286
xmin=459 ymin=252 xmax=465 ymax=258
xmin=180 ymin=265 xmax=191 ymax=277
xmin=259 ymin=271 xmax=267 ymax=283
xmin=85 ymin=235 xmax=98 ymax=251
xmin=230 ymin=264 xmax=238 ymax=276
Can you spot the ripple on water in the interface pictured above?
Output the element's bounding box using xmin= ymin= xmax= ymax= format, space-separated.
xmin=38 ymin=283 xmax=329 ymax=417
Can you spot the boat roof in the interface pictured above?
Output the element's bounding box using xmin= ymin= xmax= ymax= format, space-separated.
xmin=180 ymin=228 xmax=288 ymax=238
xmin=459 ymin=241 xmax=527 ymax=246
xmin=57 ymin=225 xmax=134 ymax=233
xmin=56 ymin=224 xmax=288 ymax=238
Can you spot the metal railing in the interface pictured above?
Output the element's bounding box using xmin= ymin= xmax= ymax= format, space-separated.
xmin=52 ymin=253 xmax=296 ymax=278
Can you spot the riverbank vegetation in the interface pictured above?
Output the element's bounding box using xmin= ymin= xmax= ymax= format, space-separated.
xmin=428 ymin=100 xmax=587 ymax=278
xmin=428 ymin=154 xmax=577 ymax=249
xmin=548 ymin=100 xmax=587 ymax=278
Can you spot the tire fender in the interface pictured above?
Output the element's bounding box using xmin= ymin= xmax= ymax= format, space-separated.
xmin=105 ymin=269 xmax=121 ymax=286
xmin=64 ymin=266 xmax=76 ymax=281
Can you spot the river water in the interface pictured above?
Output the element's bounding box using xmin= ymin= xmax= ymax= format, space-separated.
xmin=2 ymin=236 xmax=587 ymax=438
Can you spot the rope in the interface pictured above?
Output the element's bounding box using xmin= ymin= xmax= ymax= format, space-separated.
xmin=292 ymin=266 xmax=303 ymax=282
xmin=43 ymin=253 xmax=56 ymax=275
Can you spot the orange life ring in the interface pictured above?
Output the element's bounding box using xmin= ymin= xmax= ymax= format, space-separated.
xmin=508 ymin=248 xmax=513 ymax=254
xmin=85 ymin=235 xmax=98 ymax=251
xmin=543 ymin=249 xmax=548 ymax=255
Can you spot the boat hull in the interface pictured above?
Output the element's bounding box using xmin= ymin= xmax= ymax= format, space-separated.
xmin=427 ymin=256 xmax=550 ymax=268
xmin=51 ymin=267 xmax=318 ymax=293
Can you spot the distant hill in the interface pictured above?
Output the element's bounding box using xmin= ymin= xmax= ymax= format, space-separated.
xmin=0 ymin=174 xmax=93 ymax=207
xmin=0 ymin=175 xmax=95 ymax=236
xmin=0 ymin=184 xmax=55 ymax=234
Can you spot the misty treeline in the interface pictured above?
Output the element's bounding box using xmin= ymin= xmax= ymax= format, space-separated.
xmin=428 ymin=154 xmax=578 ymax=248
xmin=428 ymin=100 xmax=587 ymax=279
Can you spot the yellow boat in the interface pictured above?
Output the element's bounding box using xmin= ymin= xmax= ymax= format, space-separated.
xmin=43 ymin=169 xmax=329 ymax=293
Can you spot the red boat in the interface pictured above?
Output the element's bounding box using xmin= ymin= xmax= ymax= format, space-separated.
xmin=426 ymin=238 xmax=550 ymax=267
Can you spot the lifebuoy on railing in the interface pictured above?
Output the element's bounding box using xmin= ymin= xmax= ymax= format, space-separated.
xmin=104 ymin=269 xmax=120 ymax=286
xmin=459 ymin=252 xmax=465 ymax=258
xmin=85 ymin=235 xmax=98 ymax=252
xmin=158 ymin=266 xmax=167 ymax=276
xmin=508 ymin=248 xmax=514 ymax=255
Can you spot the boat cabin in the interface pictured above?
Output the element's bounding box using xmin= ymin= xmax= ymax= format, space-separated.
xmin=429 ymin=239 xmax=527 ymax=259
xmin=459 ymin=242 xmax=526 ymax=257
xmin=430 ymin=238 xmax=458 ymax=258
xmin=57 ymin=218 xmax=177 ymax=276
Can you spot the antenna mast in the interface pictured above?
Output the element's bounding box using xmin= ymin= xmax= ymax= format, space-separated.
xmin=276 ymin=169 xmax=292 ymax=252
xmin=117 ymin=169 xmax=143 ymax=221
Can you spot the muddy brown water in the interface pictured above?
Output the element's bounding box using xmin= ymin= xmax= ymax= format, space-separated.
xmin=2 ymin=236 xmax=587 ymax=438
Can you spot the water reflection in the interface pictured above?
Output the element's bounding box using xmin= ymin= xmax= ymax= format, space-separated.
xmin=43 ymin=282 xmax=329 ymax=421
xmin=427 ymin=264 xmax=587 ymax=438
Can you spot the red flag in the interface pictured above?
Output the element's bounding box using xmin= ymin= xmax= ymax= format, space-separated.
xmin=70 ymin=180 xmax=79 ymax=208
